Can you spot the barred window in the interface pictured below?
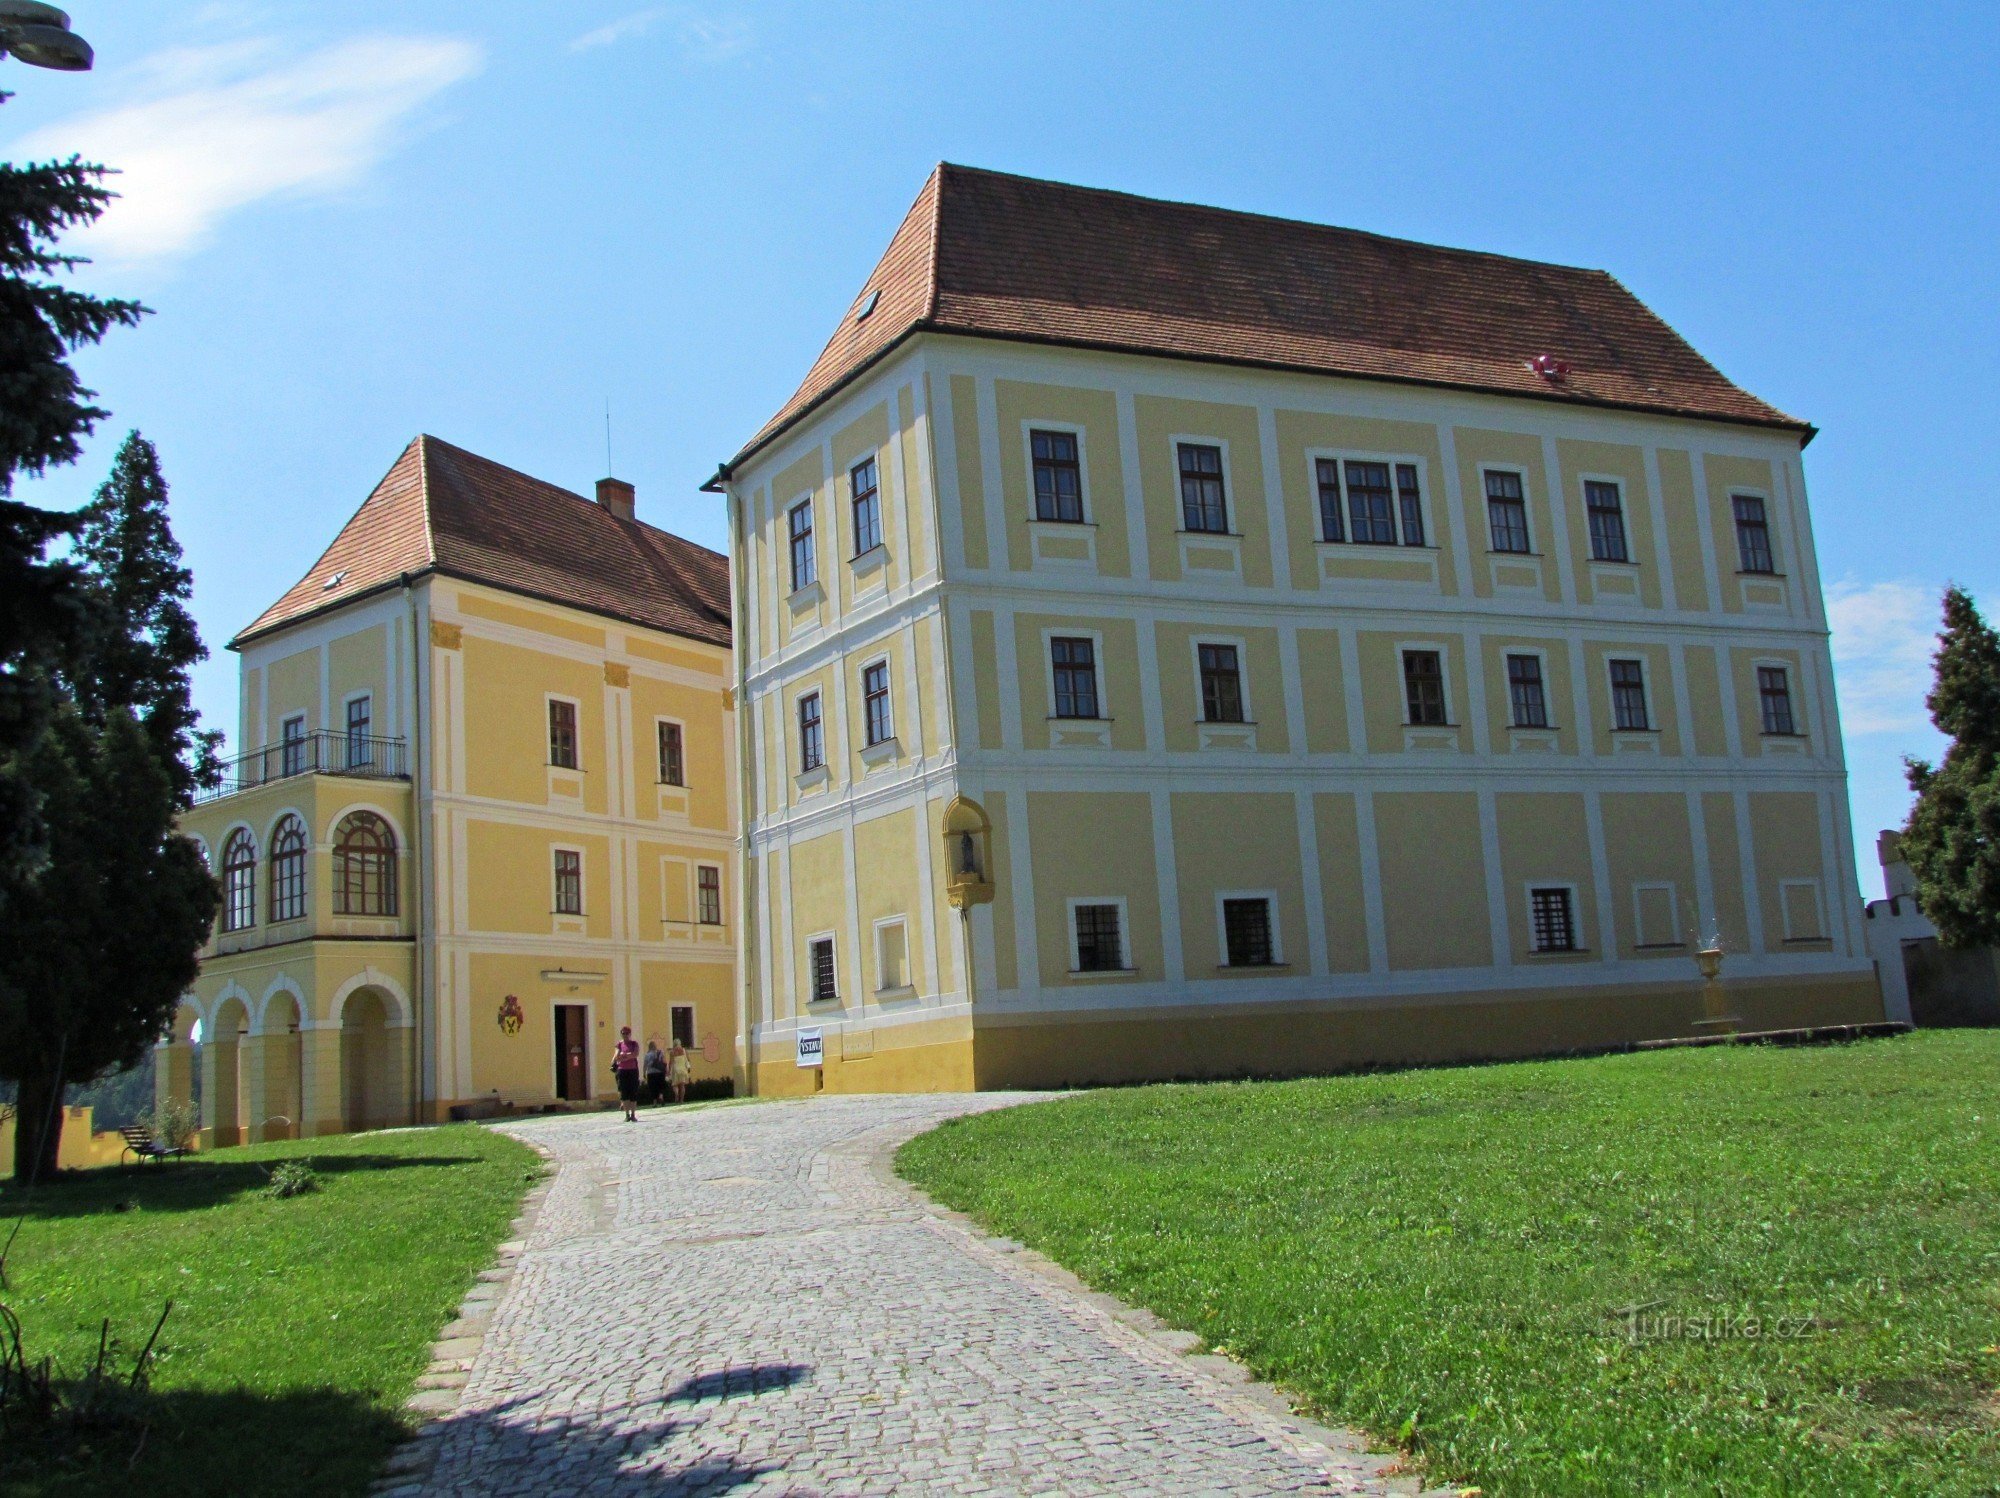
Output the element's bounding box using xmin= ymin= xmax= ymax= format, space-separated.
xmin=810 ymin=937 xmax=838 ymax=1003
xmin=268 ymin=814 xmax=308 ymax=923
xmin=1485 ymin=470 xmax=1531 ymax=553
xmin=333 ymin=812 xmax=398 ymax=917
xmin=788 ymin=500 xmax=816 ymax=591
xmin=1073 ymin=903 xmax=1124 ymax=972
xmin=658 ymin=721 xmax=685 ymax=786
xmin=548 ymin=699 xmax=578 ymax=769
xmin=221 ymin=827 xmax=257 ymax=932
xmin=1610 ymin=659 xmax=1650 ymax=731
xmin=798 ymin=692 xmax=824 ymax=773
xmin=553 ymin=848 xmax=582 ymax=916
xmin=1403 ymin=650 xmax=1447 ymax=726
xmin=1733 ymin=495 xmax=1775 ymax=574
xmin=1530 ymin=887 xmax=1577 ymax=953
xmin=1759 ymin=666 xmax=1797 ymax=736
xmin=1198 ymin=643 xmax=1244 ymax=723
xmin=697 ymin=864 xmax=722 ymax=925
xmin=1031 ymin=430 xmax=1084 ymax=522
xmin=1050 ymin=636 xmax=1099 ymax=719
xmin=1177 ymin=443 xmax=1229 ymax=533
xmin=1585 ymin=480 xmax=1629 ymax=563
xmin=850 ymin=457 xmax=882 ymax=556
xmin=1507 ymin=654 xmax=1549 ymax=729
xmin=1223 ymin=896 xmax=1275 ymax=966
xmin=862 ymin=661 xmax=893 ymax=746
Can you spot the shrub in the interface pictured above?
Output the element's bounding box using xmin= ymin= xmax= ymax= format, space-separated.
xmin=264 ymin=1161 xmax=319 ymax=1200
xmin=147 ymin=1095 xmax=199 ymax=1153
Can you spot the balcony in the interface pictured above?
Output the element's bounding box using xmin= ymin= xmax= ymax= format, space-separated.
xmin=196 ymin=730 xmax=409 ymax=804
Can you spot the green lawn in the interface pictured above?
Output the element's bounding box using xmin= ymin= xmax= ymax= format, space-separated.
xmin=898 ymin=1030 xmax=2000 ymax=1496
xmin=0 ymin=1124 xmax=537 ymax=1497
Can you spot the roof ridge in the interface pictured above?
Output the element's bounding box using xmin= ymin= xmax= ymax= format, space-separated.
xmin=923 ymin=161 xmax=945 ymax=322
xmin=414 ymin=432 xmax=438 ymax=566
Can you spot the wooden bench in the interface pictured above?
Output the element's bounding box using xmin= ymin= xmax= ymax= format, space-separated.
xmin=119 ymin=1124 xmax=188 ymax=1164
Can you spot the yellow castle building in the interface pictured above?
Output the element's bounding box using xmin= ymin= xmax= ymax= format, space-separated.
xmin=171 ymin=437 xmax=736 ymax=1142
xmin=706 ymin=165 xmax=1885 ymax=1095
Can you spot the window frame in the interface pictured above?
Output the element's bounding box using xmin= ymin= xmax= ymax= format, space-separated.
xmin=1194 ymin=638 xmax=1248 ymax=725
xmin=279 ymin=713 xmax=308 ymax=778
xmin=695 ymin=863 xmax=722 ymax=926
xmin=873 ymin=915 xmax=913 ymax=993
xmin=786 ymin=497 xmax=817 ymax=593
xmin=796 ymin=690 xmax=825 ymax=774
xmin=1216 ymin=890 xmax=1283 ymax=968
xmin=1047 ymin=632 xmax=1104 ymax=721
xmin=1308 ymin=450 xmax=1432 ymax=549
xmin=1481 ymin=466 xmax=1533 ymax=554
xmin=1173 ymin=438 xmax=1232 ymax=535
xmin=1026 ymin=424 xmax=1088 ymax=525
xmin=551 ymin=845 xmax=585 ymax=917
xmin=670 ymin=1003 xmax=696 ymax=1050
xmin=1582 ymin=476 xmax=1631 ymax=564
xmin=849 ymin=455 xmax=883 ymax=559
xmin=343 ymin=691 xmax=374 ymax=769
xmin=220 ymin=825 xmax=258 ymax=932
xmin=860 ymin=657 xmax=894 ymax=748
xmin=1757 ymin=663 xmax=1799 ymax=737
xmin=1527 ymin=883 xmax=1582 ymax=954
xmin=331 ymin=810 xmax=399 ymax=917
xmin=1401 ymin=647 xmax=1450 ymax=727
xmin=267 ymin=812 xmax=309 ymax=924
xmin=1067 ymin=896 xmax=1132 ymax=975
xmin=546 ymin=695 xmax=580 ymax=770
xmin=807 ymin=933 xmax=840 ymax=1005
xmin=656 ymin=717 xmax=687 ymax=786
xmin=1505 ymin=650 xmax=1551 ymax=729
xmin=1731 ymin=492 xmax=1778 ymax=575
xmin=1608 ymin=657 xmax=1652 ymax=732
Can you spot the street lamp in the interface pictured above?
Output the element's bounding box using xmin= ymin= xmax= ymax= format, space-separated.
xmin=0 ymin=3 xmax=92 ymax=71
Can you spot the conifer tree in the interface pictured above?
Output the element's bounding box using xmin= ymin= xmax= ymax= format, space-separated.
xmin=1901 ymin=586 xmax=2000 ymax=948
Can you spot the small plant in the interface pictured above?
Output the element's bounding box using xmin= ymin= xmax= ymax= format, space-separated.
xmin=264 ymin=1161 xmax=319 ymax=1200
xmin=147 ymin=1096 xmax=199 ymax=1154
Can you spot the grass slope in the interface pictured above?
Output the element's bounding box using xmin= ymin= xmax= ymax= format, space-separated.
xmin=899 ymin=1032 xmax=2000 ymax=1495
xmin=0 ymin=1125 xmax=536 ymax=1497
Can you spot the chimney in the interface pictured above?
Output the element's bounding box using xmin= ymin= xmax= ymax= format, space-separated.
xmin=595 ymin=476 xmax=636 ymax=522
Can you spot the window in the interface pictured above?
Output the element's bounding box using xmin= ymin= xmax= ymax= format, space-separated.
xmin=788 ymin=500 xmax=816 ymax=591
xmin=1031 ymin=430 xmax=1084 ymax=522
xmin=332 ymin=812 xmax=398 ymax=916
xmin=1050 ymin=636 xmax=1100 ymax=719
xmin=1343 ymin=460 xmax=1396 ymax=545
xmin=1198 ymin=643 xmax=1244 ymax=723
xmin=670 ymin=1004 xmax=696 ymax=1049
xmin=1403 ymin=650 xmax=1447 ymax=726
xmin=1485 ymin=470 xmax=1531 ymax=553
xmin=850 ymin=457 xmax=882 ymax=556
xmin=876 ymin=919 xmax=909 ymax=991
xmin=221 ymin=827 xmax=257 ymax=932
xmin=548 ymin=699 xmax=578 ymax=769
xmin=657 ymin=721 xmax=685 ymax=785
xmin=280 ymin=714 xmax=307 ymax=778
xmin=1073 ymin=903 xmax=1125 ymax=972
xmin=1222 ymin=896 xmax=1275 ymax=967
xmin=267 ymin=814 xmax=308 ymax=923
xmin=345 ymin=694 xmax=372 ymax=768
xmin=696 ymin=865 xmax=722 ymax=925
xmin=1585 ymin=480 xmax=1629 ymax=562
xmin=1506 ymin=654 xmax=1549 ymax=728
xmin=862 ymin=661 xmax=893 ymax=746
xmin=1610 ymin=659 xmax=1650 ymax=731
xmin=1733 ymin=495 xmax=1775 ymax=574
xmin=810 ymin=936 xmax=838 ymax=1003
xmin=1314 ymin=458 xmax=1345 ymax=542
xmin=1530 ymin=887 xmax=1577 ymax=953
xmin=553 ymin=848 xmax=583 ymax=916
xmin=1396 ymin=464 xmax=1425 ymax=547
xmin=1177 ymin=443 xmax=1228 ymax=533
xmin=1316 ymin=459 xmax=1428 ymax=547
xmin=1759 ymin=666 xmax=1798 ymax=736
xmin=797 ymin=692 xmax=824 ymax=773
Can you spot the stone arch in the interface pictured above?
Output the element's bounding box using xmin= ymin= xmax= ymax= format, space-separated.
xmin=327 ymin=968 xmax=413 ymax=1029
xmin=205 ymin=989 xmax=253 ymax=1147
xmin=252 ymin=981 xmax=306 ymax=1142
xmin=153 ymin=992 xmax=206 ymax=1127
xmin=252 ymin=973 xmax=307 ymax=1035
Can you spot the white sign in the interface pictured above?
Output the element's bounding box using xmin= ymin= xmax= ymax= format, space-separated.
xmin=795 ymin=1026 xmax=824 ymax=1068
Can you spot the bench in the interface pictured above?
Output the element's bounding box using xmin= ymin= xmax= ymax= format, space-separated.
xmin=119 ymin=1124 xmax=188 ymax=1164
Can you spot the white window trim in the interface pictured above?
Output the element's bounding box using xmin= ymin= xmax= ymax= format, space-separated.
xmin=694 ymin=861 xmax=724 ymax=926
xmin=1215 ymin=888 xmax=1284 ymax=968
xmin=847 ymin=452 xmax=886 ymax=560
xmin=1729 ymin=486 xmax=1786 ymax=575
xmin=544 ymin=692 xmax=583 ymax=770
xmin=1042 ymin=626 xmax=1108 ymax=722
xmin=795 ymin=688 xmax=827 ymax=775
xmin=1066 ymin=895 xmax=1135 ymax=976
xmin=1478 ymin=462 xmax=1536 ymax=553
xmin=548 ymin=996 xmax=596 ymax=1101
xmin=1305 ymin=446 xmax=1435 ymax=547
xmin=1190 ymin=632 xmax=1254 ymax=725
xmin=785 ymin=494 xmax=819 ymax=594
xmin=1500 ymin=645 xmax=1558 ymax=731
xmin=669 ymin=1002 xmax=696 ymax=1049
xmin=1750 ymin=656 xmax=1805 ymax=739
xmin=1578 ymin=471 xmax=1639 ymax=566
xmin=858 ymin=652 xmax=898 ymax=759
xmin=872 ymin=914 xmax=915 ymax=996
xmin=1524 ymin=881 xmax=1586 ymax=955
xmin=1021 ymin=419 xmax=1093 ymax=524
xmin=551 ymin=842 xmax=587 ymax=919
xmin=1168 ymin=432 xmax=1235 ymax=534
xmin=1604 ymin=652 xmax=1659 ymax=734
xmin=805 ymin=930 xmax=841 ymax=1006
xmin=1779 ymin=878 xmax=1828 ymax=942
xmin=1395 ymin=638 xmax=1456 ymax=728
xmin=1631 ymin=880 xmax=1682 ymax=949
xmin=654 ymin=715 xmax=689 ymax=786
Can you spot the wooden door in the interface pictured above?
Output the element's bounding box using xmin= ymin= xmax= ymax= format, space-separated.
xmin=554 ymin=1005 xmax=589 ymax=1100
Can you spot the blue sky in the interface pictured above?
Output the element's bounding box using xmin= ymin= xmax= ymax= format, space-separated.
xmin=6 ymin=2 xmax=1997 ymax=893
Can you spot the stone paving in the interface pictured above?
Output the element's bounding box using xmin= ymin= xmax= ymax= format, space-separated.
xmin=391 ymin=1093 xmax=1428 ymax=1497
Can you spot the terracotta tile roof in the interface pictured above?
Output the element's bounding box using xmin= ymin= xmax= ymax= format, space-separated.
xmin=727 ymin=164 xmax=1808 ymax=470
xmin=235 ymin=436 xmax=731 ymax=649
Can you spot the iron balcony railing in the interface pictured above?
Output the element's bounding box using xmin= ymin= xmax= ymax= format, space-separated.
xmin=195 ymin=730 xmax=409 ymax=804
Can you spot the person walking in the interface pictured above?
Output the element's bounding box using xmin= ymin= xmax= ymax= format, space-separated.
xmin=643 ymin=1037 xmax=667 ymax=1106
xmin=669 ymin=1039 xmax=693 ymax=1105
xmin=612 ymin=1026 xmax=641 ymax=1122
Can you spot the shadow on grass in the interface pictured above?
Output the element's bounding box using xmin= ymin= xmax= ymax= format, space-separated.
xmin=0 ymin=1154 xmax=490 ymax=1220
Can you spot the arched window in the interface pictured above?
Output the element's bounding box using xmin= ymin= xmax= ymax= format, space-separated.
xmin=333 ymin=812 xmax=397 ymax=916
xmin=268 ymin=814 xmax=308 ymax=923
xmin=221 ymin=828 xmax=257 ymax=932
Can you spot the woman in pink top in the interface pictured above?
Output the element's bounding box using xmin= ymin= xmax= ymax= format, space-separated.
xmin=612 ymin=1026 xmax=641 ymax=1122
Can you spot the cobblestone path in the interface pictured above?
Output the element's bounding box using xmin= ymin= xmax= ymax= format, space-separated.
xmin=407 ymin=1094 xmax=1412 ymax=1496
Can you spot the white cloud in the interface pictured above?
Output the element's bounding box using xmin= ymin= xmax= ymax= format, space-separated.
xmin=568 ymin=7 xmax=753 ymax=62
xmin=14 ymin=33 xmax=485 ymax=266
xmin=1826 ymin=578 xmax=1944 ymax=736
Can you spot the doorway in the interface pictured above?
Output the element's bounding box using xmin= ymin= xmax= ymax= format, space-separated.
xmin=554 ymin=1004 xmax=590 ymax=1101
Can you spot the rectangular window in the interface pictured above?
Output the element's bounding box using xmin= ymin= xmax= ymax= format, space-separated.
xmin=1403 ymin=650 xmax=1447 ymax=726
xmin=1758 ymin=666 xmax=1797 ymax=735
xmin=1343 ymin=460 xmax=1397 ymax=545
xmin=280 ymin=714 xmax=307 ymax=778
xmin=1073 ymin=903 xmax=1125 ymax=972
xmin=1610 ymin=659 xmax=1650 ymax=731
xmin=810 ymin=936 xmax=838 ymax=1003
xmin=670 ymin=1003 xmax=696 ymax=1049
xmin=1222 ymin=896 xmax=1275 ymax=967
xmin=788 ymin=500 xmax=816 ymax=591
xmin=850 ymin=457 xmax=882 ymax=556
xmin=1506 ymin=654 xmax=1549 ymax=728
xmin=1050 ymin=636 xmax=1100 ymax=719
xmin=1396 ymin=463 xmax=1426 ymax=547
xmin=548 ymin=699 xmax=578 ymax=769
xmin=345 ymin=694 xmax=372 ymax=768
xmin=553 ymin=849 xmax=582 ymax=915
xmin=1314 ymin=458 xmax=1344 ymax=542
xmin=696 ymin=865 xmax=722 ymax=925
xmin=657 ymin=721 xmax=685 ymax=785
xmin=1485 ymin=470 xmax=1531 ymax=553
xmin=1530 ymin=887 xmax=1576 ymax=952
xmin=862 ymin=661 xmax=893 ymax=746
xmin=1031 ymin=429 xmax=1084 ymax=522
xmin=1585 ymin=480 xmax=1629 ymax=562
xmin=1733 ymin=495 xmax=1775 ymax=574
xmin=1177 ymin=443 xmax=1229 ymax=533
xmin=797 ymin=692 xmax=824 ymax=773
xmin=1198 ymin=643 xmax=1244 ymax=723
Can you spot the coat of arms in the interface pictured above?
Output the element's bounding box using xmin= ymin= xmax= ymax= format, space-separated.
xmin=498 ymin=994 xmax=524 ymax=1035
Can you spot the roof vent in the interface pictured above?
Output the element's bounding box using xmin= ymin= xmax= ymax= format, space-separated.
xmin=1527 ymin=353 xmax=1571 ymax=383
xmin=596 ymin=476 xmax=636 ymax=522
xmin=322 ymin=570 xmax=347 ymax=591
xmin=854 ymin=288 xmax=880 ymax=322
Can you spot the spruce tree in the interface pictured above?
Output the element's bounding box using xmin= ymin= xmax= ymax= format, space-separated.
xmin=1901 ymin=586 xmax=2000 ymax=948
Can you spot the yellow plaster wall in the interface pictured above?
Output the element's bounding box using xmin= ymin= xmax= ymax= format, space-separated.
xmin=1013 ymin=613 xmax=1146 ymax=752
xmin=1495 ymin=791 xmax=1599 ymax=963
xmin=1153 ymin=621 xmax=1288 ymax=753
xmin=464 ymin=818 xmax=612 ymax=939
xmin=853 ymin=807 xmax=926 ymax=997
xmin=788 ymin=827 xmax=850 ymax=1004
xmin=1169 ymin=792 xmax=1307 ymax=976
xmin=1749 ymin=790 xmax=1832 ymax=947
xmin=1025 ymin=791 xmax=1160 ymax=986
xmin=1683 ymin=645 xmax=1729 ymax=755
xmin=1376 ymin=791 xmax=1491 ymax=968
xmin=1454 ymin=427 xmax=1560 ymax=602
xmin=1555 ymin=438 xmax=1661 ymax=608
xmin=1654 ymin=447 xmax=1712 ymax=612
xmin=1702 ymin=791 xmax=1753 ymax=951
xmin=459 ymin=633 xmax=606 ymax=811
xmin=1600 ymin=792 xmax=1701 ymax=956
xmin=1731 ymin=645 xmax=1811 ymax=751
xmin=833 ymin=401 xmax=896 ymax=609
xmin=1295 ymin=628 xmax=1351 ymax=753
xmin=995 ymin=379 xmax=1132 ymax=577
xmin=1704 ymin=454 xmax=1780 ymax=613
xmin=1582 ymin=641 xmax=1682 ymax=755
xmin=1356 ymin=629 xmax=1468 ymax=754
xmin=1273 ymin=409 xmax=1459 ymax=596
xmin=1311 ymin=792 xmax=1372 ymax=973
xmin=951 ymin=374 xmax=988 ymax=571
xmin=1132 ymin=395 xmax=1272 ymax=586
xmin=266 ymin=647 xmax=320 ymax=734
